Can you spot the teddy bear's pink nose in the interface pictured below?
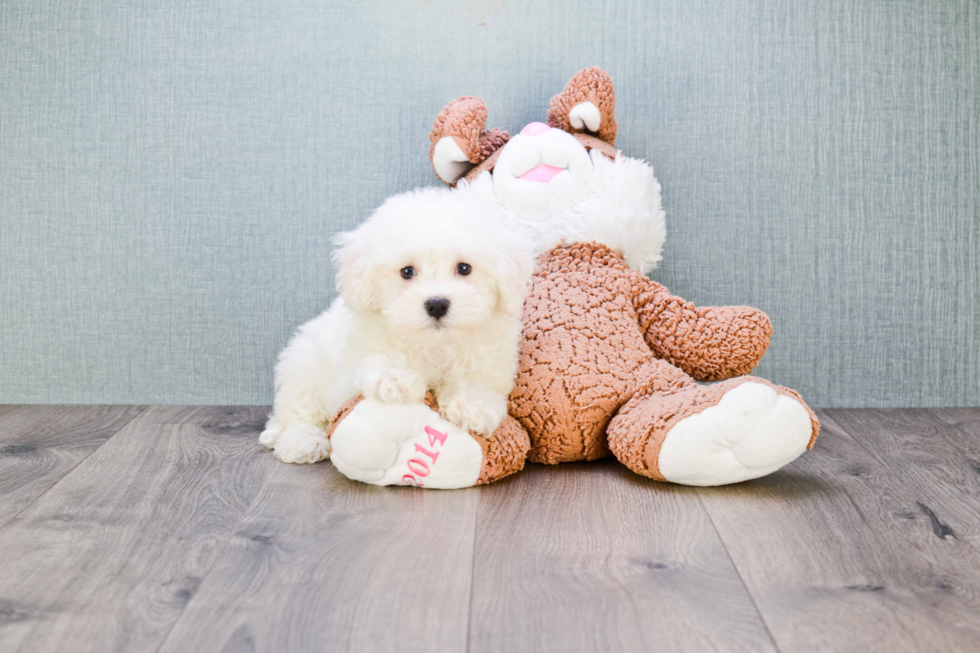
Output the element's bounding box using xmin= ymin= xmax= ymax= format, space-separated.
xmin=520 ymin=122 xmax=551 ymax=136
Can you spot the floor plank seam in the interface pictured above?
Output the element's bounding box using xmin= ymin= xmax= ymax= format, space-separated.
xmin=152 ymin=450 xmax=282 ymax=653
xmin=696 ymin=491 xmax=783 ymax=653
xmin=0 ymin=405 xmax=150 ymax=532
xmin=464 ymin=488 xmax=481 ymax=653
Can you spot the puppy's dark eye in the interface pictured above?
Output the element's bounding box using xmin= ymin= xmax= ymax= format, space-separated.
xmin=456 ymin=263 xmax=472 ymax=276
xmin=400 ymin=266 xmax=415 ymax=280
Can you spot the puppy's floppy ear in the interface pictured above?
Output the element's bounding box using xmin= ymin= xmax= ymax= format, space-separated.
xmin=547 ymin=67 xmax=618 ymax=146
xmin=332 ymin=227 xmax=377 ymax=311
xmin=492 ymin=229 xmax=535 ymax=317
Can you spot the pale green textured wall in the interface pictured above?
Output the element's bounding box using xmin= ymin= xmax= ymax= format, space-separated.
xmin=1 ymin=0 xmax=977 ymax=407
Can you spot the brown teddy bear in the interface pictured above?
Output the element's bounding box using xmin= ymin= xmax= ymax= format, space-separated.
xmin=326 ymin=67 xmax=818 ymax=488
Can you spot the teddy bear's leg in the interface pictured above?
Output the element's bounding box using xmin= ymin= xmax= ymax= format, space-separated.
xmin=327 ymin=395 xmax=530 ymax=489
xmin=607 ymin=372 xmax=819 ymax=487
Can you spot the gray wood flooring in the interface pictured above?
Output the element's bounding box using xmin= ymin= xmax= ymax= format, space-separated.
xmin=0 ymin=406 xmax=978 ymax=652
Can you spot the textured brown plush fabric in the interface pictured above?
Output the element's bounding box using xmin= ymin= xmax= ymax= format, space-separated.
xmin=428 ymin=96 xmax=487 ymax=164
xmin=474 ymin=416 xmax=531 ymax=485
xmin=507 ymin=241 xmax=819 ymax=470
xmin=547 ymin=66 xmax=618 ymax=146
xmin=508 ymin=243 xmax=661 ymax=464
xmin=476 ymin=127 xmax=510 ymax=163
xmin=634 ymin=277 xmax=774 ymax=382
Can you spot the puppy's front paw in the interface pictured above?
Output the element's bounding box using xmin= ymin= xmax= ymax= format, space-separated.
xmin=272 ymin=423 xmax=330 ymax=464
xmin=438 ymin=387 xmax=507 ymax=437
xmin=377 ymin=368 xmax=427 ymax=403
xmin=259 ymin=415 xmax=283 ymax=449
xmin=359 ymin=367 xmax=427 ymax=404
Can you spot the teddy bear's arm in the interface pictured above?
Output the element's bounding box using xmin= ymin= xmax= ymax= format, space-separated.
xmin=632 ymin=274 xmax=773 ymax=382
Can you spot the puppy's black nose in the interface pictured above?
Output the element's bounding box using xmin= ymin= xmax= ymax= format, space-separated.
xmin=424 ymin=297 xmax=450 ymax=320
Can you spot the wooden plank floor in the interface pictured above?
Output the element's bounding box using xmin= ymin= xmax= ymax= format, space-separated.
xmin=0 ymin=407 xmax=979 ymax=652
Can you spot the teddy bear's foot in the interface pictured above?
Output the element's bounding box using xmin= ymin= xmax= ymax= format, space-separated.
xmin=329 ymin=400 xmax=483 ymax=488
xmin=608 ymin=378 xmax=819 ymax=486
xmin=327 ymin=395 xmax=530 ymax=489
xmin=657 ymin=381 xmax=814 ymax=485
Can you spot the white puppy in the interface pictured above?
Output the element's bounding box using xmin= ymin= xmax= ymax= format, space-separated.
xmin=259 ymin=187 xmax=533 ymax=464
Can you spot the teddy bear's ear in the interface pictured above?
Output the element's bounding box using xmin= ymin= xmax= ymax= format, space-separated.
xmin=547 ymin=67 xmax=618 ymax=147
xmin=429 ymin=96 xmax=510 ymax=185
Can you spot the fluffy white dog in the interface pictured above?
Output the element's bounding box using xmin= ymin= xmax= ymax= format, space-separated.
xmin=259 ymin=187 xmax=533 ymax=464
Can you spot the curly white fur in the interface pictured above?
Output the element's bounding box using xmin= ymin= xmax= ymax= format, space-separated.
xmin=260 ymin=187 xmax=533 ymax=463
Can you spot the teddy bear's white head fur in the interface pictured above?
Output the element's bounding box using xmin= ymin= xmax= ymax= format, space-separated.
xmin=460 ymin=139 xmax=667 ymax=276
